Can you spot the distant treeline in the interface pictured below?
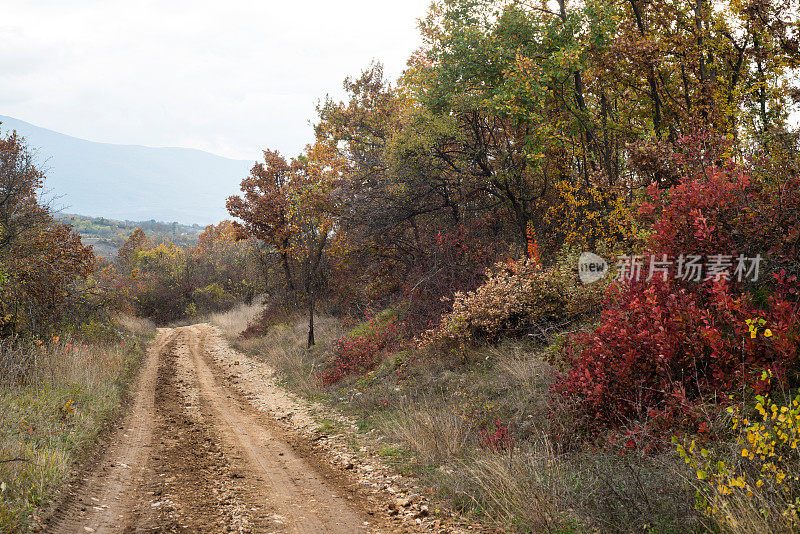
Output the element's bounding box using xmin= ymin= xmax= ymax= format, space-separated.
xmin=54 ymin=213 xmax=204 ymax=258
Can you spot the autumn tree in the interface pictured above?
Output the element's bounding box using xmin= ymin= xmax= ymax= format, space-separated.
xmin=0 ymin=128 xmax=52 ymax=261
xmin=228 ymin=140 xmax=339 ymax=346
xmin=116 ymin=228 xmax=151 ymax=275
xmin=397 ymin=0 xmax=800 ymax=255
xmin=287 ymin=140 xmax=339 ymax=345
xmin=227 ymin=151 xmax=299 ymax=292
xmin=315 ymin=64 xmax=508 ymax=327
xmin=0 ymin=126 xmax=94 ymax=336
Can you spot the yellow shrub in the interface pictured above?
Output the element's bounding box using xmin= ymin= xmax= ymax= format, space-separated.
xmin=675 ymin=371 xmax=800 ymax=532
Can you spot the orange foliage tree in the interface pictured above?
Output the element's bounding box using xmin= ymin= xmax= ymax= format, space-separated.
xmin=0 ymin=126 xmax=94 ymax=336
xmin=228 ymin=139 xmax=340 ymax=345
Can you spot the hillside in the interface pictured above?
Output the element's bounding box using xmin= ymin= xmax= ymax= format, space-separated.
xmin=54 ymin=213 xmax=204 ymax=259
xmin=0 ymin=115 xmax=253 ymax=225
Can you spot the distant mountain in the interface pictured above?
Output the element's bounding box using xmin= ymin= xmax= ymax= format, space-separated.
xmin=0 ymin=115 xmax=254 ymax=225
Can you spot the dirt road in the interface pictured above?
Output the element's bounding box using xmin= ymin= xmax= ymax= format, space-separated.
xmin=47 ymin=324 xmax=431 ymax=534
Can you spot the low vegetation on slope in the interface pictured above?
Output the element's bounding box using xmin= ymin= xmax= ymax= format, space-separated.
xmin=0 ymin=315 xmax=154 ymax=532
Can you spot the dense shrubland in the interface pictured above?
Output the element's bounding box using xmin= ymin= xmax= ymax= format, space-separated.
xmin=222 ymin=0 xmax=800 ymax=531
xmin=106 ymin=221 xmax=266 ymax=323
xmin=556 ymin=166 xmax=800 ymax=442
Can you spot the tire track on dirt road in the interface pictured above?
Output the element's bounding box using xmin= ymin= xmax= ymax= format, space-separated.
xmin=182 ymin=324 xmax=368 ymax=533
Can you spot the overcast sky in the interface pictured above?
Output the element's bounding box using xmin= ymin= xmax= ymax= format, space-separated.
xmin=0 ymin=0 xmax=431 ymax=161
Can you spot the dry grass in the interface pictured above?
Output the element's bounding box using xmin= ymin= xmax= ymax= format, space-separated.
xmin=341 ymin=338 xmax=701 ymax=532
xmin=379 ymin=405 xmax=474 ymax=464
xmin=209 ymin=295 xmax=265 ymax=338
xmin=234 ymin=313 xmax=342 ymax=397
xmin=115 ymin=314 xmax=156 ymax=338
xmin=446 ymin=436 xmax=567 ymax=532
xmin=0 ymin=331 xmax=147 ymax=532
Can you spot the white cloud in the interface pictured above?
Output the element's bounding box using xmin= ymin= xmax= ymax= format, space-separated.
xmin=0 ymin=0 xmax=430 ymax=160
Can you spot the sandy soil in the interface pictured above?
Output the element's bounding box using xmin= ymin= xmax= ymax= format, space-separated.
xmin=44 ymin=324 xmax=466 ymax=534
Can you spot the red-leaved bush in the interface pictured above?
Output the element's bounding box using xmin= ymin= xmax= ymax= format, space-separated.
xmin=556 ymin=273 xmax=799 ymax=433
xmin=555 ymin=167 xmax=800 ymax=437
xmin=480 ymin=420 xmax=515 ymax=452
xmin=318 ymin=314 xmax=401 ymax=385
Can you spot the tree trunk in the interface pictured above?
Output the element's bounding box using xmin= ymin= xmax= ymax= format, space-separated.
xmin=281 ymin=250 xmax=295 ymax=291
xmin=307 ymin=293 xmax=315 ymax=347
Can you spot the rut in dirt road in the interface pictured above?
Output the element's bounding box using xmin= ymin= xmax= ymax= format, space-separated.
xmin=46 ymin=324 xmax=385 ymax=533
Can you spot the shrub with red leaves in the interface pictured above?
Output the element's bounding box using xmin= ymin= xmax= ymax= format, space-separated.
xmin=318 ymin=314 xmax=401 ymax=385
xmin=556 ymin=272 xmax=799 ymax=433
xmin=480 ymin=420 xmax=514 ymax=452
xmin=555 ymin=167 xmax=800 ymax=437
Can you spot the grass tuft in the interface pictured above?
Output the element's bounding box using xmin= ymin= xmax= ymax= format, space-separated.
xmin=209 ymin=295 xmax=266 ymax=338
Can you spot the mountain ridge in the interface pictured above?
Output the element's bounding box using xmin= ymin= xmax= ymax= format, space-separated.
xmin=0 ymin=115 xmax=254 ymax=225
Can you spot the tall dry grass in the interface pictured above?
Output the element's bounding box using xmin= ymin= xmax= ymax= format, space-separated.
xmin=452 ymin=437 xmax=566 ymax=532
xmin=1 ymin=336 xmax=129 ymax=388
xmin=0 ymin=320 xmax=151 ymax=532
xmin=209 ymin=295 xmax=265 ymax=338
xmin=379 ymin=405 xmax=474 ymax=464
xmin=234 ymin=314 xmax=342 ymax=396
